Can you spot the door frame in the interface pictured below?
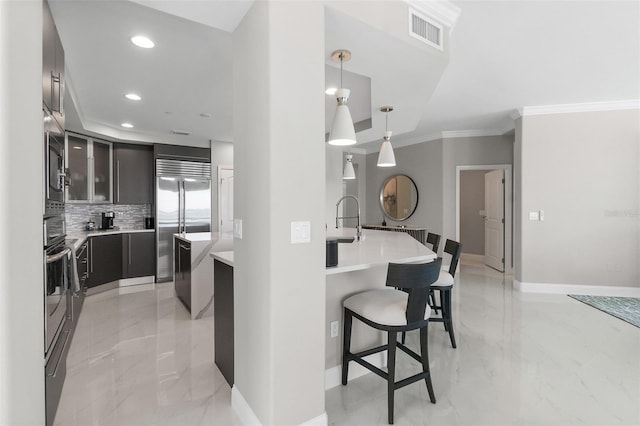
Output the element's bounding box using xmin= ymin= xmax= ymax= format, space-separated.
xmin=217 ymin=165 xmax=234 ymax=233
xmin=455 ymin=164 xmax=513 ymax=274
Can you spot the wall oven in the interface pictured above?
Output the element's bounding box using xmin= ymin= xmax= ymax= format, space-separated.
xmin=43 ymin=210 xmax=69 ymax=426
xmin=44 ymin=108 xmax=66 ymax=205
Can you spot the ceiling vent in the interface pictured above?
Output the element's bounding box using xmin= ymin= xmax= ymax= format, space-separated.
xmin=171 ymin=129 xmax=192 ymax=136
xmin=409 ymin=8 xmax=444 ymax=51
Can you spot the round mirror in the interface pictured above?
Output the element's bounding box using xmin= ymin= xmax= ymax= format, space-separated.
xmin=379 ymin=174 xmax=419 ymax=221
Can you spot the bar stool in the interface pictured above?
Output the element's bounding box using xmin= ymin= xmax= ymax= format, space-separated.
xmin=426 ymin=232 xmax=441 ymax=254
xmin=342 ymin=259 xmax=442 ymax=424
xmin=429 ymin=239 xmax=462 ymax=348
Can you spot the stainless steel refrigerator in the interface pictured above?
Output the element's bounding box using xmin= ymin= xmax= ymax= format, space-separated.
xmin=155 ymin=159 xmax=211 ymax=282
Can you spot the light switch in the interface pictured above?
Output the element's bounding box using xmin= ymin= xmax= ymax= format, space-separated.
xmin=528 ymin=211 xmax=539 ymax=221
xmin=234 ymin=219 xmax=243 ymax=239
xmin=291 ymin=221 xmax=311 ymax=244
xmin=539 ymin=210 xmax=545 ymax=221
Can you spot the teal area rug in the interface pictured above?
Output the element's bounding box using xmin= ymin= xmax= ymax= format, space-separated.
xmin=568 ymin=295 xmax=640 ymax=328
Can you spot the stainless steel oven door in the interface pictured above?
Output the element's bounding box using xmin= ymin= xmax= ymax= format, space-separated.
xmin=44 ymin=245 xmax=69 ymax=356
xmin=43 ymin=214 xmax=65 ymax=248
xmin=44 ymin=110 xmax=65 ymax=204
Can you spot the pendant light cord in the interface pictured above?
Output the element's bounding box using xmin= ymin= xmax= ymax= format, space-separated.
xmin=340 ymin=53 xmax=343 ymax=88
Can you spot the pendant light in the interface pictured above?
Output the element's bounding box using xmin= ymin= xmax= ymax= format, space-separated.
xmin=377 ymin=106 xmax=396 ymax=167
xmin=328 ymin=50 xmax=357 ymax=146
xmin=343 ymin=154 xmax=356 ymax=180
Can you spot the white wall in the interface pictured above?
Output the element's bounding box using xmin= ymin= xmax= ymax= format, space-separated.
xmin=233 ymin=2 xmax=326 ymax=424
xmin=516 ymin=109 xmax=639 ymax=290
xmin=0 ymin=1 xmax=46 ymax=424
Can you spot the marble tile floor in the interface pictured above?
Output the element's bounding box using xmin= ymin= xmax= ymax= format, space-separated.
xmin=55 ymin=263 xmax=640 ymax=426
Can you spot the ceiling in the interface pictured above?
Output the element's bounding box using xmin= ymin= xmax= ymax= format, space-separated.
xmin=50 ymin=0 xmax=640 ymax=152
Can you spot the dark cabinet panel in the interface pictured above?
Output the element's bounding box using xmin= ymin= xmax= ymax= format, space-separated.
xmin=87 ymin=234 xmax=122 ymax=288
xmin=42 ymin=0 xmax=64 ymax=128
xmin=214 ymin=260 xmax=234 ymax=386
xmin=123 ymin=232 xmax=155 ymax=278
xmin=174 ymin=239 xmax=191 ymax=312
xmin=114 ymin=144 xmax=153 ymax=205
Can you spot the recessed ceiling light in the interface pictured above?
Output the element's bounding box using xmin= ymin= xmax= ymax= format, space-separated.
xmin=325 ymin=87 xmax=337 ymax=95
xmin=121 ymin=122 xmax=134 ymax=128
xmin=125 ymin=93 xmax=142 ymax=101
xmin=130 ymin=35 xmax=154 ymax=49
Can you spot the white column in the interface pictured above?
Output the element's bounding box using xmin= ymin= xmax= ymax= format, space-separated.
xmin=233 ymin=1 xmax=326 ymax=424
xmin=0 ymin=1 xmax=46 ymax=424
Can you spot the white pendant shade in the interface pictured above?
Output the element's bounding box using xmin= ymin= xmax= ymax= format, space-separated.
xmin=328 ymin=88 xmax=356 ymax=146
xmin=343 ymin=154 xmax=356 ymax=180
xmin=377 ymin=131 xmax=396 ymax=167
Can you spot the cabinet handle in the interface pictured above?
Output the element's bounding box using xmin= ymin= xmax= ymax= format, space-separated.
xmin=179 ymin=244 xmax=190 ymax=251
xmin=128 ymin=235 xmax=132 ymax=265
xmin=116 ymin=160 xmax=120 ymax=202
xmin=51 ymin=71 xmax=63 ymax=113
xmin=90 ymin=238 xmax=94 ymax=272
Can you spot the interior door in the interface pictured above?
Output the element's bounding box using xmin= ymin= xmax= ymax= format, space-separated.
xmin=218 ymin=168 xmax=234 ymax=233
xmin=484 ymin=169 xmax=505 ymax=271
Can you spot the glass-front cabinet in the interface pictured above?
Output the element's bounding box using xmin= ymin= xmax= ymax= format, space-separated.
xmin=66 ymin=133 xmax=112 ymax=203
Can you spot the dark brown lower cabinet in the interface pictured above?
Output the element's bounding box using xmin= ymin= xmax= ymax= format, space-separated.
xmin=174 ymin=239 xmax=192 ymax=312
xmin=87 ymin=232 xmax=155 ymax=288
xmin=214 ymin=259 xmax=234 ymax=387
xmin=123 ymin=232 xmax=155 ymax=278
xmin=87 ymin=234 xmax=123 ymax=288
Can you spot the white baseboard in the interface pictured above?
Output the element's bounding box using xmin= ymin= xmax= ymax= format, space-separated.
xmin=232 ymin=386 xmax=328 ymax=426
xmin=324 ymin=352 xmax=386 ymax=390
xmin=514 ymin=280 xmax=640 ymax=297
xmin=119 ymin=275 xmax=155 ymax=287
xmin=231 ymin=386 xmax=262 ymax=426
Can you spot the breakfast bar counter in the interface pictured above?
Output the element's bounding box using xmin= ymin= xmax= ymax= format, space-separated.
xmin=210 ymin=228 xmax=436 ymax=389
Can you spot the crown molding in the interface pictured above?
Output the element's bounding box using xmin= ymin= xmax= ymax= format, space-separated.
xmin=515 ymin=99 xmax=640 ymax=118
xmin=441 ymin=129 xmax=507 ymax=139
xmin=405 ymin=0 xmax=461 ymax=32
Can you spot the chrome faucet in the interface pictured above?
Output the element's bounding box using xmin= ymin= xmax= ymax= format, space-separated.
xmin=336 ymin=195 xmax=362 ymax=240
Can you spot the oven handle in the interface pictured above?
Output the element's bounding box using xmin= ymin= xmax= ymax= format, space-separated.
xmin=46 ymin=248 xmax=71 ymax=264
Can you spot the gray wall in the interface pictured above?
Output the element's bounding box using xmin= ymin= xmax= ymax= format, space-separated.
xmin=0 ymin=1 xmax=46 ymax=423
xmin=442 ymin=135 xmax=514 ymax=242
xmin=516 ymin=109 xmax=639 ymax=287
xmin=460 ymin=170 xmax=489 ymax=255
xmin=365 ymin=140 xmax=443 ymax=233
xmin=210 ymin=141 xmax=233 ymax=232
xmin=365 ymin=135 xmax=512 ymax=254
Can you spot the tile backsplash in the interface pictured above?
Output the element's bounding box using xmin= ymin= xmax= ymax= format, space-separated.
xmin=66 ymin=204 xmax=152 ymax=231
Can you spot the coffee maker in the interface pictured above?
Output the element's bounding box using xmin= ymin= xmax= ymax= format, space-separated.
xmin=101 ymin=211 xmax=115 ymax=230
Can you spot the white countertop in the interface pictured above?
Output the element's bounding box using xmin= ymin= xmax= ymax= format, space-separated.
xmin=174 ymin=232 xmax=214 ymax=243
xmin=325 ymin=228 xmax=436 ymax=275
xmin=211 ymin=251 xmax=234 ymax=266
xmin=208 ymin=229 xmax=436 ymax=274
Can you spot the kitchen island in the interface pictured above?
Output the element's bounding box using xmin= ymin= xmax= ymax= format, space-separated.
xmin=173 ymin=232 xmax=233 ymax=319
xmin=210 ymin=228 xmax=436 ymax=389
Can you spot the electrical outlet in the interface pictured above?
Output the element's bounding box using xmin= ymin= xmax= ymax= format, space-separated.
xmin=330 ymin=321 xmax=339 ymax=338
